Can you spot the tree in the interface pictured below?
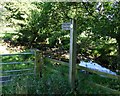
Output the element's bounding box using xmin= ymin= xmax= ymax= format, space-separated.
xmin=3 ymin=2 xmax=119 ymax=69
xmin=94 ymin=2 xmax=120 ymax=68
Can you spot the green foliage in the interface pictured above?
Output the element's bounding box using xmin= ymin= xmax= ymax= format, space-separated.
xmin=2 ymin=2 xmax=120 ymax=69
xmin=3 ymin=1 xmax=36 ymax=27
xmin=2 ymin=58 xmax=120 ymax=95
xmin=1 ymin=2 xmax=120 ymax=94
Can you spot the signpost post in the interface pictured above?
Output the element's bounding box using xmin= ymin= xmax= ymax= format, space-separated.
xmin=62 ymin=19 xmax=77 ymax=90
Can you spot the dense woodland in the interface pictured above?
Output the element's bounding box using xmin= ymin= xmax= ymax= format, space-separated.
xmin=1 ymin=1 xmax=120 ymax=71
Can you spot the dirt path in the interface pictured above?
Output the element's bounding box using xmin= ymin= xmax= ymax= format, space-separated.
xmin=0 ymin=43 xmax=10 ymax=54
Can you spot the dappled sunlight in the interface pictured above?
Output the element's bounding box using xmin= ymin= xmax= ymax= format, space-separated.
xmin=1 ymin=1 xmax=120 ymax=95
xmin=0 ymin=42 xmax=25 ymax=54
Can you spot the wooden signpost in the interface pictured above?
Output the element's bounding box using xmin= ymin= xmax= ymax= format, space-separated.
xmin=62 ymin=19 xmax=77 ymax=90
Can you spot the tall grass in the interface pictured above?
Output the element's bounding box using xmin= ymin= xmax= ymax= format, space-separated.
xmin=1 ymin=56 xmax=120 ymax=95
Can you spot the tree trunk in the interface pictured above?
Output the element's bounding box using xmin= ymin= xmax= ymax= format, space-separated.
xmin=116 ymin=38 xmax=120 ymax=55
xmin=116 ymin=37 xmax=120 ymax=70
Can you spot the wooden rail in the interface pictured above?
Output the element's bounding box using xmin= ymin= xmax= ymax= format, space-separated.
xmin=77 ymin=65 xmax=120 ymax=80
xmin=45 ymin=57 xmax=120 ymax=93
xmin=45 ymin=57 xmax=69 ymax=66
xmin=46 ymin=57 xmax=120 ymax=80
xmin=1 ymin=51 xmax=120 ymax=93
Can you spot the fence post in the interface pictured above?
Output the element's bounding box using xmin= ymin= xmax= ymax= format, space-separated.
xmin=34 ymin=49 xmax=43 ymax=78
xmin=69 ymin=19 xmax=77 ymax=90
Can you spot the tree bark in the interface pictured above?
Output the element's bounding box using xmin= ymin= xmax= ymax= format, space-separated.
xmin=116 ymin=37 xmax=120 ymax=69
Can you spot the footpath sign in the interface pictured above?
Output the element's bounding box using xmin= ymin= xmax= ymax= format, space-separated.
xmin=62 ymin=22 xmax=72 ymax=30
xmin=62 ymin=20 xmax=77 ymax=90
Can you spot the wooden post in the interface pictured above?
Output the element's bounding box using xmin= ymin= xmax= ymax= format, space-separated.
xmin=34 ymin=49 xmax=43 ymax=78
xmin=69 ymin=19 xmax=77 ymax=90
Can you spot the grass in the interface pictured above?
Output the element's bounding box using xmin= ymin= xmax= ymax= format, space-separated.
xmin=1 ymin=55 xmax=120 ymax=95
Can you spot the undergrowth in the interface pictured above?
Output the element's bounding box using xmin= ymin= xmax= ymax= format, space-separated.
xmin=1 ymin=56 xmax=120 ymax=95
